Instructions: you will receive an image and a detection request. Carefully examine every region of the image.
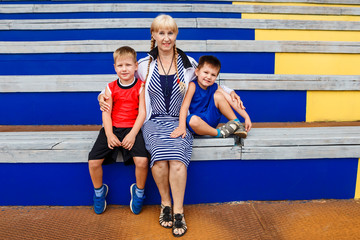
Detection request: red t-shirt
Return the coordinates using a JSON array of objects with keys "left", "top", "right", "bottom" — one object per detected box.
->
[{"left": 107, "top": 78, "right": 143, "bottom": 128}]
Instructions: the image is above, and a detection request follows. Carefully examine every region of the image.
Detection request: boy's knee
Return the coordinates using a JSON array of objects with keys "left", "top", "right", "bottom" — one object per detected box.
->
[
  {"left": 135, "top": 157, "right": 148, "bottom": 169},
  {"left": 214, "top": 90, "right": 225, "bottom": 102},
  {"left": 189, "top": 115, "right": 202, "bottom": 128},
  {"left": 89, "top": 160, "right": 102, "bottom": 170}
]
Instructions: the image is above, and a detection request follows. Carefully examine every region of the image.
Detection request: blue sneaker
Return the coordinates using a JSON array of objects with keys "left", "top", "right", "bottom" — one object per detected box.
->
[
  {"left": 93, "top": 184, "right": 108, "bottom": 214},
  {"left": 130, "top": 183, "right": 145, "bottom": 214}
]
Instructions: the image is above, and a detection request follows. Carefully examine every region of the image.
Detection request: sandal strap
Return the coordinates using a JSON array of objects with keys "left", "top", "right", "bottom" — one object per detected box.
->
[
  {"left": 159, "top": 204, "right": 173, "bottom": 227},
  {"left": 218, "top": 120, "right": 240, "bottom": 138},
  {"left": 173, "top": 213, "right": 187, "bottom": 236}
]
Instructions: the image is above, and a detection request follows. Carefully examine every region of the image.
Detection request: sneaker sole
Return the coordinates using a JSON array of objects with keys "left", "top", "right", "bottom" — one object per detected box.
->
[
  {"left": 130, "top": 183, "right": 137, "bottom": 214},
  {"left": 103, "top": 184, "right": 109, "bottom": 213},
  {"left": 234, "top": 129, "right": 247, "bottom": 138}
]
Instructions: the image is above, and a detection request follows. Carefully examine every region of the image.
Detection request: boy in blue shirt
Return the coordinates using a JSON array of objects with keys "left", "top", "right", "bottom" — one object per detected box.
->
[{"left": 171, "top": 55, "right": 251, "bottom": 139}]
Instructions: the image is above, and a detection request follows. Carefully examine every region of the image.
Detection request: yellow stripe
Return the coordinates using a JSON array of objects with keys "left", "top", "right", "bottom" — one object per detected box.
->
[
  {"left": 233, "top": 2, "right": 359, "bottom": 7},
  {"left": 275, "top": 53, "right": 360, "bottom": 75},
  {"left": 256, "top": 29, "right": 360, "bottom": 41},
  {"left": 355, "top": 159, "right": 360, "bottom": 199},
  {"left": 306, "top": 91, "right": 360, "bottom": 122},
  {"left": 243, "top": 13, "right": 360, "bottom": 22}
]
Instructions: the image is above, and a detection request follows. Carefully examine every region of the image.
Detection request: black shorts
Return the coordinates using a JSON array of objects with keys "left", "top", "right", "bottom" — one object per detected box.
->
[{"left": 88, "top": 127, "right": 148, "bottom": 165}]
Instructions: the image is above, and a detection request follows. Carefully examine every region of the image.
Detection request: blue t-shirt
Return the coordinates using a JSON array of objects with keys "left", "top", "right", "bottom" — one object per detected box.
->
[{"left": 189, "top": 79, "right": 218, "bottom": 115}]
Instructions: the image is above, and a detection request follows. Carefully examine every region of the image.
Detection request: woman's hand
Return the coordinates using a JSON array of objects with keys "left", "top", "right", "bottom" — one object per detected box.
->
[
  {"left": 99, "top": 94, "right": 111, "bottom": 112},
  {"left": 230, "top": 91, "right": 245, "bottom": 110},
  {"left": 170, "top": 127, "right": 187, "bottom": 139}
]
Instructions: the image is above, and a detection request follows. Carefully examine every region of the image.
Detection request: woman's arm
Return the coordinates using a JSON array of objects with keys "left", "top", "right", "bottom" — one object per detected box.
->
[
  {"left": 170, "top": 82, "right": 196, "bottom": 138},
  {"left": 99, "top": 89, "right": 111, "bottom": 112},
  {"left": 102, "top": 87, "right": 121, "bottom": 149}
]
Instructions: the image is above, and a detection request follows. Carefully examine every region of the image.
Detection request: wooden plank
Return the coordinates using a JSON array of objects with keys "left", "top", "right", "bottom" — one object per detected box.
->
[
  {"left": 0, "top": 146, "right": 241, "bottom": 163},
  {"left": 2, "top": 74, "right": 360, "bottom": 92},
  {"left": 1, "top": 3, "right": 359, "bottom": 15},
  {"left": 191, "top": 146, "right": 242, "bottom": 160},
  {"left": 0, "top": 4, "right": 192, "bottom": 14},
  {"left": 231, "top": 0, "right": 360, "bottom": 4},
  {"left": 0, "top": 131, "right": 98, "bottom": 140},
  {"left": 1, "top": 126, "right": 359, "bottom": 162},
  {"left": 0, "top": 150, "right": 90, "bottom": 163},
  {"left": 220, "top": 74, "right": 360, "bottom": 90},
  {"left": 243, "top": 136, "right": 360, "bottom": 147},
  {"left": 193, "top": 136, "right": 236, "bottom": 147},
  {"left": 1, "top": 18, "right": 359, "bottom": 31},
  {"left": 245, "top": 126, "right": 360, "bottom": 135},
  {"left": 207, "top": 40, "right": 360, "bottom": 53},
  {"left": 197, "top": 18, "right": 360, "bottom": 31},
  {"left": 241, "top": 145, "right": 360, "bottom": 160},
  {"left": 0, "top": 40, "right": 206, "bottom": 53},
  {"left": 0, "top": 131, "right": 236, "bottom": 146},
  {"left": 241, "top": 126, "right": 360, "bottom": 159},
  {"left": 0, "top": 40, "right": 357, "bottom": 54},
  {"left": 0, "top": 75, "right": 114, "bottom": 93},
  {"left": 0, "top": 18, "right": 196, "bottom": 30},
  {"left": 243, "top": 127, "right": 360, "bottom": 140},
  {"left": 0, "top": 131, "right": 238, "bottom": 163},
  {"left": 194, "top": 4, "right": 360, "bottom": 15}
]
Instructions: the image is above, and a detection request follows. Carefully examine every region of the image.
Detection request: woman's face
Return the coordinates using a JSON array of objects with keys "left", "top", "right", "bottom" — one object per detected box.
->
[{"left": 152, "top": 28, "right": 177, "bottom": 53}]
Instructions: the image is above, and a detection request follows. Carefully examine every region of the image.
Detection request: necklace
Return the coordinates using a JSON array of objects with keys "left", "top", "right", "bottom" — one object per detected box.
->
[{"left": 158, "top": 55, "right": 174, "bottom": 97}]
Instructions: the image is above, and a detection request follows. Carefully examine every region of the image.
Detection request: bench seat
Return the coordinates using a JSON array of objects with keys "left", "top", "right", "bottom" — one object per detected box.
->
[
  {"left": 0, "top": 131, "right": 240, "bottom": 163},
  {"left": 1, "top": 126, "right": 359, "bottom": 163}
]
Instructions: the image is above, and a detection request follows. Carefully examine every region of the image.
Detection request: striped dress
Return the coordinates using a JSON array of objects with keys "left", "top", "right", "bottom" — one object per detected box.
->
[{"left": 142, "top": 57, "right": 193, "bottom": 168}]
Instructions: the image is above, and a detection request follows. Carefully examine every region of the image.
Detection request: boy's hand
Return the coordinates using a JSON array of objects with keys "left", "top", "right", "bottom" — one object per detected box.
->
[
  {"left": 230, "top": 91, "right": 245, "bottom": 110},
  {"left": 244, "top": 118, "right": 252, "bottom": 132},
  {"left": 99, "top": 94, "right": 111, "bottom": 112},
  {"left": 170, "top": 127, "right": 187, "bottom": 139},
  {"left": 122, "top": 132, "right": 136, "bottom": 150},
  {"left": 107, "top": 133, "right": 121, "bottom": 150}
]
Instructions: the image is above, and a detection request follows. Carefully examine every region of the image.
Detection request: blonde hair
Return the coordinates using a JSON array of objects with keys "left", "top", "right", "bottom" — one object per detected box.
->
[
  {"left": 144, "top": 14, "right": 180, "bottom": 83},
  {"left": 150, "top": 14, "right": 178, "bottom": 36},
  {"left": 113, "top": 46, "right": 137, "bottom": 63}
]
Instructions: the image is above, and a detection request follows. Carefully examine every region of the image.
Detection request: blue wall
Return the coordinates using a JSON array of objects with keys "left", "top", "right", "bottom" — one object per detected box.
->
[
  {"left": 1, "top": 90, "right": 305, "bottom": 125},
  {"left": 0, "top": 51, "right": 289, "bottom": 125},
  {"left": 1, "top": 158, "right": 357, "bottom": 206}
]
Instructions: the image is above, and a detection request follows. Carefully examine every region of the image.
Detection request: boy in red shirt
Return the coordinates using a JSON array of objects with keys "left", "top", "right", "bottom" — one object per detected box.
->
[{"left": 88, "top": 46, "right": 148, "bottom": 215}]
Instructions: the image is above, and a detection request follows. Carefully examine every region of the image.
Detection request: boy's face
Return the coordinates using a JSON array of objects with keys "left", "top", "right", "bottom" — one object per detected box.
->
[
  {"left": 195, "top": 63, "right": 220, "bottom": 90},
  {"left": 114, "top": 55, "right": 138, "bottom": 83}
]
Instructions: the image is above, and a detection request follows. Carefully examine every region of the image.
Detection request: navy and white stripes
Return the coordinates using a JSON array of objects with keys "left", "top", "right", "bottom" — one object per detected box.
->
[
  {"left": 142, "top": 57, "right": 193, "bottom": 168},
  {"left": 142, "top": 116, "right": 193, "bottom": 168}
]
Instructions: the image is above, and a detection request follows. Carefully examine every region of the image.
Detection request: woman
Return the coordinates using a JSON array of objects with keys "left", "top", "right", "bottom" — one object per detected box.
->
[{"left": 99, "top": 14, "right": 242, "bottom": 237}]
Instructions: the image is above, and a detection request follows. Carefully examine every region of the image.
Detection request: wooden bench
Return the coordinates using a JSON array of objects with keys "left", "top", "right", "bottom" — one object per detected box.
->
[
  {"left": 1, "top": 2, "right": 359, "bottom": 15},
  {"left": 1, "top": 126, "right": 359, "bottom": 163},
  {"left": 242, "top": 126, "right": 360, "bottom": 160},
  {"left": 0, "top": 131, "right": 240, "bottom": 163}
]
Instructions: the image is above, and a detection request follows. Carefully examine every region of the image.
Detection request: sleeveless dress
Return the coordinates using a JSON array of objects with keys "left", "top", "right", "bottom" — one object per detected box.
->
[{"left": 142, "top": 57, "right": 193, "bottom": 168}]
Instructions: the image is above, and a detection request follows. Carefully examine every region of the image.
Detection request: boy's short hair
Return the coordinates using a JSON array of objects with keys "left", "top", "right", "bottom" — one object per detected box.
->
[
  {"left": 197, "top": 55, "right": 221, "bottom": 74},
  {"left": 113, "top": 46, "right": 137, "bottom": 63}
]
